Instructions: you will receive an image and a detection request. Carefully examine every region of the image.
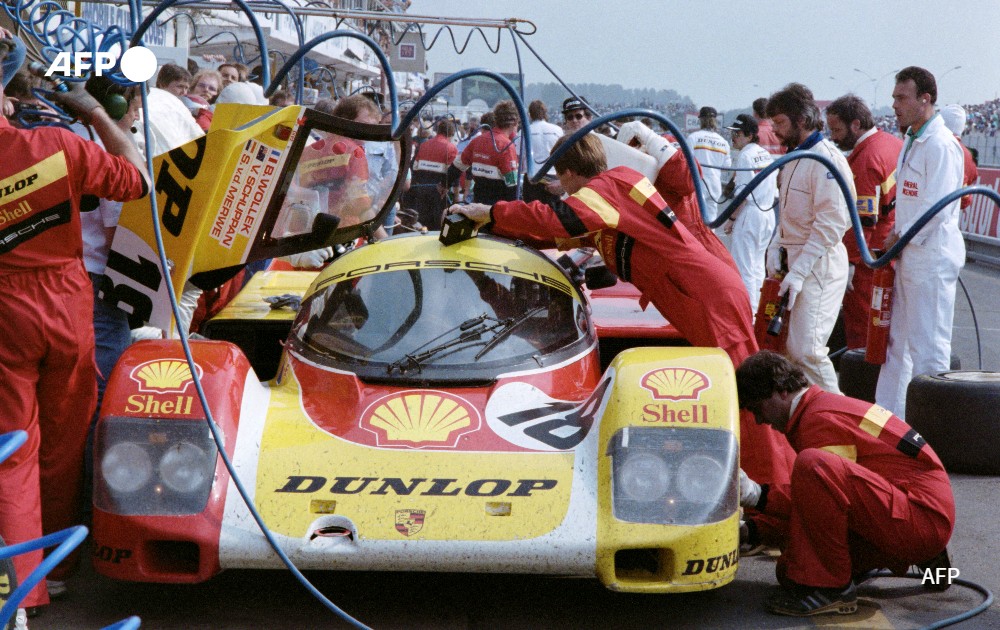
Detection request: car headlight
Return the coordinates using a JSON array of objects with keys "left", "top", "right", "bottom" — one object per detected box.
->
[
  {"left": 102, "top": 443, "right": 153, "bottom": 494},
  {"left": 160, "top": 442, "right": 214, "bottom": 493},
  {"left": 608, "top": 427, "right": 737, "bottom": 526},
  {"left": 618, "top": 452, "right": 671, "bottom": 501},
  {"left": 96, "top": 417, "right": 219, "bottom": 516}
]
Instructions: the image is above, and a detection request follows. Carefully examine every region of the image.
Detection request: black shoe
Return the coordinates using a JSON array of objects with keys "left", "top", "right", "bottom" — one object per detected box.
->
[
  {"left": 766, "top": 581, "right": 858, "bottom": 617},
  {"left": 916, "top": 548, "right": 952, "bottom": 592}
]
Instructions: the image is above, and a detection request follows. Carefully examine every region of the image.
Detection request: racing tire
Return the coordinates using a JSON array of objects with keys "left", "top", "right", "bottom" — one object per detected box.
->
[
  {"left": 838, "top": 349, "right": 960, "bottom": 403},
  {"left": 0, "top": 535, "right": 17, "bottom": 630},
  {"left": 907, "top": 371, "right": 1000, "bottom": 475}
]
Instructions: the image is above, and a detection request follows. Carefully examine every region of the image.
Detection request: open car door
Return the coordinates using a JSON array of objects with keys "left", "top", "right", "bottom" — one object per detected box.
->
[{"left": 102, "top": 102, "right": 411, "bottom": 332}]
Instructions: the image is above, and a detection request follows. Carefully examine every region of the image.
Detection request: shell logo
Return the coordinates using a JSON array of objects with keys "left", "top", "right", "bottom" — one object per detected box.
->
[
  {"left": 129, "top": 359, "right": 202, "bottom": 394},
  {"left": 362, "top": 391, "right": 480, "bottom": 448},
  {"left": 640, "top": 367, "right": 710, "bottom": 401}
]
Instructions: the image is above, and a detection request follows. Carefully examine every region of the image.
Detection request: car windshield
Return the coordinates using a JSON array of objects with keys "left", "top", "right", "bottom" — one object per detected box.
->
[{"left": 292, "top": 267, "right": 590, "bottom": 378}]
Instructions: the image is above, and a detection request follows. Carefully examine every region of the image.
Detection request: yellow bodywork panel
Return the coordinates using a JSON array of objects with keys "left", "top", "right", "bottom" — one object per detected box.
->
[
  {"left": 255, "top": 376, "right": 575, "bottom": 541},
  {"left": 210, "top": 271, "right": 316, "bottom": 323},
  {"left": 596, "top": 347, "right": 740, "bottom": 593}
]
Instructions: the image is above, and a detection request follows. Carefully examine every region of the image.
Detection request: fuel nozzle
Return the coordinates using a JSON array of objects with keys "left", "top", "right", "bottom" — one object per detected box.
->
[
  {"left": 767, "top": 292, "right": 790, "bottom": 336},
  {"left": 27, "top": 61, "right": 69, "bottom": 92}
]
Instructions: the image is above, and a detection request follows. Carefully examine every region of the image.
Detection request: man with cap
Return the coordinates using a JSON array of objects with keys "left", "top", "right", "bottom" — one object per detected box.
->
[
  {"left": 452, "top": 99, "right": 520, "bottom": 205},
  {"left": 561, "top": 96, "right": 592, "bottom": 132},
  {"left": 825, "top": 95, "right": 902, "bottom": 350},
  {"left": 875, "top": 67, "right": 965, "bottom": 419},
  {"left": 939, "top": 104, "right": 978, "bottom": 210},
  {"left": 687, "top": 106, "right": 732, "bottom": 223},
  {"left": 724, "top": 113, "right": 777, "bottom": 305}
]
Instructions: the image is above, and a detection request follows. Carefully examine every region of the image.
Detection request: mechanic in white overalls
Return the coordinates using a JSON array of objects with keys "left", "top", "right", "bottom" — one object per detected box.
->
[
  {"left": 765, "top": 83, "right": 854, "bottom": 393},
  {"left": 723, "top": 114, "right": 777, "bottom": 305},
  {"left": 687, "top": 106, "right": 732, "bottom": 223},
  {"left": 875, "top": 67, "right": 965, "bottom": 419}
]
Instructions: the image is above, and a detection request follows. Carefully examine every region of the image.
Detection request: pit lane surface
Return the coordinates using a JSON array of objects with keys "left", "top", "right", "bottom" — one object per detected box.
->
[{"left": 35, "top": 261, "right": 1000, "bottom": 629}]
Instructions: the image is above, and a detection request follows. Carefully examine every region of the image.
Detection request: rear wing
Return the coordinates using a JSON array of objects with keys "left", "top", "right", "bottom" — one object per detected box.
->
[{"left": 102, "top": 103, "right": 411, "bottom": 331}]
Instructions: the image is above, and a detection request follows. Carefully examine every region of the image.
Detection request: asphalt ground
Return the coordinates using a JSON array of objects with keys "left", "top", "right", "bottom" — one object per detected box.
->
[{"left": 29, "top": 260, "right": 1000, "bottom": 629}]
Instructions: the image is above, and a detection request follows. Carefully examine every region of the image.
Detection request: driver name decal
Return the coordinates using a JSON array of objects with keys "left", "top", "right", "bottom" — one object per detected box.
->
[{"left": 211, "top": 138, "right": 281, "bottom": 249}]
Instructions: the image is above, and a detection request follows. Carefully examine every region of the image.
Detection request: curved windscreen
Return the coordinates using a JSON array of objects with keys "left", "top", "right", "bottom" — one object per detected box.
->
[{"left": 291, "top": 266, "right": 593, "bottom": 381}]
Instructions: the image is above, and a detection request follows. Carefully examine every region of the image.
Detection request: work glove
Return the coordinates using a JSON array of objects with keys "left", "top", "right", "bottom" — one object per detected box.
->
[
  {"left": 51, "top": 81, "right": 102, "bottom": 124},
  {"left": 739, "top": 469, "right": 762, "bottom": 509},
  {"left": 765, "top": 239, "right": 781, "bottom": 277},
  {"left": 778, "top": 268, "right": 806, "bottom": 311},
  {"left": 616, "top": 121, "right": 676, "bottom": 170},
  {"left": 847, "top": 263, "right": 856, "bottom": 291},
  {"left": 283, "top": 246, "right": 334, "bottom": 269}
]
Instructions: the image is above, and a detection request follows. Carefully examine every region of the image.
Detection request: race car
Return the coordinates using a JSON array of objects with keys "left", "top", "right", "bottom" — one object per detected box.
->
[{"left": 91, "top": 102, "right": 741, "bottom": 594}]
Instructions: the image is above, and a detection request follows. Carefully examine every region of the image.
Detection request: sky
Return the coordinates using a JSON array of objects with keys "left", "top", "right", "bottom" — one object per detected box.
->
[{"left": 407, "top": 0, "right": 1000, "bottom": 113}]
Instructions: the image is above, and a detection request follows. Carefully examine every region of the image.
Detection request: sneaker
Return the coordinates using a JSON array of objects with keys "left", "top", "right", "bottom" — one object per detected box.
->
[
  {"left": 13, "top": 608, "right": 27, "bottom": 630},
  {"left": 916, "top": 547, "right": 952, "bottom": 592},
  {"left": 765, "top": 581, "right": 858, "bottom": 617},
  {"left": 46, "top": 579, "right": 67, "bottom": 599}
]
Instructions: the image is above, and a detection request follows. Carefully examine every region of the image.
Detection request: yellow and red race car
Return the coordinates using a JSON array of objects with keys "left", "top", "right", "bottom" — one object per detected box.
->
[{"left": 92, "top": 103, "right": 741, "bottom": 593}]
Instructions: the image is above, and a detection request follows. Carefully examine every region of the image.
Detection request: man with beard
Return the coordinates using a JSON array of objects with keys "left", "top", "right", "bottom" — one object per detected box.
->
[
  {"left": 765, "top": 83, "right": 855, "bottom": 393},
  {"left": 875, "top": 67, "right": 965, "bottom": 419},
  {"left": 825, "top": 95, "right": 902, "bottom": 350}
]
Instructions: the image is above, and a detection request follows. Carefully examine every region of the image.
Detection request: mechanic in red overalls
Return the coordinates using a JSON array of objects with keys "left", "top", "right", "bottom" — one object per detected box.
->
[
  {"left": 409, "top": 118, "right": 458, "bottom": 230},
  {"left": 449, "top": 133, "right": 795, "bottom": 486},
  {"left": 452, "top": 100, "right": 520, "bottom": 206},
  {"left": 736, "top": 350, "right": 954, "bottom": 617},
  {"left": 616, "top": 120, "right": 739, "bottom": 272},
  {"left": 0, "top": 52, "right": 148, "bottom": 610},
  {"left": 825, "top": 96, "right": 901, "bottom": 349}
]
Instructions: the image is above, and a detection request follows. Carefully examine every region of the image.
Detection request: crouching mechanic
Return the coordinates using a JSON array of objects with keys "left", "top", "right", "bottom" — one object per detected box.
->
[
  {"left": 448, "top": 133, "right": 795, "bottom": 486},
  {"left": 735, "top": 350, "right": 955, "bottom": 617},
  {"left": 0, "top": 43, "right": 149, "bottom": 612}
]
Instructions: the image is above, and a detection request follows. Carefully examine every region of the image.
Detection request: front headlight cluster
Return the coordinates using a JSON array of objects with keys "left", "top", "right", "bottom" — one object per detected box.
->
[
  {"left": 608, "top": 427, "right": 737, "bottom": 526},
  {"left": 96, "top": 417, "right": 218, "bottom": 515}
]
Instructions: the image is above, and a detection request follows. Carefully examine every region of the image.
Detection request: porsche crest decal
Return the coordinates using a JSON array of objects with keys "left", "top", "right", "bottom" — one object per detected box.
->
[
  {"left": 640, "top": 367, "right": 710, "bottom": 401},
  {"left": 394, "top": 509, "right": 426, "bottom": 536},
  {"left": 361, "top": 391, "right": 481, "bottom": 448}
]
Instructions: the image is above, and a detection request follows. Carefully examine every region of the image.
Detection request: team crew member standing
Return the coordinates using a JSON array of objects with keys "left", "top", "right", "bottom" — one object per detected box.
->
[
  {"left": 409, "top": 118, "right": 458, "bottom": 230},
  {"left": 736, "top": 351, "right": 954, "bottom": 617},
  {"left": 523, "top": 99, "right": 563, "bottom": 206},
  {"left": 449, "top": 134, "right": 795, "bottom": 486},
  {"left": 875, "top": 67, "right": 965, "bottom": 418},
  {"left": 766, "top": 83, "right": 854, "bottom": 393},
  {"left": 0, "top": 45, "right": 149, "bottom": 611},
  {"left": 616, "top": 121, "right": 740, "bottom": 272},
  {"left": 753, "top": 97, "right": 786, "bottom": 157},
  {"left": 723, "top": 114, "right": 777, "bottom": 305},
  {"left": 825, "top": 95, "right": 902, "bottom": 349},
  {"left": 687, "top": 106, "right": 732, "bottom": 223},
  {"left": 939, "top": 104, "right": 979, "bottom": 210},
  {"left": 453, "top": 99, "right": 520, "bottom": 205}
]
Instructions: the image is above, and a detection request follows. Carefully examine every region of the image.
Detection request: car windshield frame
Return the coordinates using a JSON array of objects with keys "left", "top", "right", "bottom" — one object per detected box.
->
[{"left": 287, "top": 260, "right": 596, "bottom": 384}]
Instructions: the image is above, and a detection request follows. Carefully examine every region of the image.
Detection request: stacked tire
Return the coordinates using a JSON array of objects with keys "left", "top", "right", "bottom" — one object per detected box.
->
[
  {"left": 907, "top": 371, "right": 1000, "bottom": 475},
  {"left": 838, "top": 348, "right": 960, "bottom": 403}
]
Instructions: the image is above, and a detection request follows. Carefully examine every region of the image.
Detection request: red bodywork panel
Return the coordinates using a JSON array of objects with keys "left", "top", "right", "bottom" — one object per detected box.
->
[
  {"left": 93, "top": 340, "right": 250, "bottom": 583},
  {"left": 588, "top": 281, "right": 682, "bottom": 339}
]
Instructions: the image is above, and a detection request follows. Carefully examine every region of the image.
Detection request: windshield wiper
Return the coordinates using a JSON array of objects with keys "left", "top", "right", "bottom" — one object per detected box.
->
[
  {"left": 386, "top": 314, "right": 500, "bottom": 374},
  {"left": 475, "top": 306, "right": 546, "bottom": 360}
]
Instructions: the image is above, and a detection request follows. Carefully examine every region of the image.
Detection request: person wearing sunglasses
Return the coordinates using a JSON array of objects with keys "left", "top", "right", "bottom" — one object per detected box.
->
[{"left": 562, "top": 96, "right": 592, "bottom": 132}]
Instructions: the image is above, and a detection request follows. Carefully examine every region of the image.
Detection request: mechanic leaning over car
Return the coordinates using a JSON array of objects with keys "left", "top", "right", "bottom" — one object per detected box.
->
[
  {"left": 448, "top": 133, "right": 796, "bottom": 487},
  {"left": 0, "top": 39, "right": 149, "bottom": 612},
  {"left": 735, "top": 350, "right": 954, "bottom": 618},
  {"left": 614, "top": 120, "right": 740, "bottom": 273}
]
